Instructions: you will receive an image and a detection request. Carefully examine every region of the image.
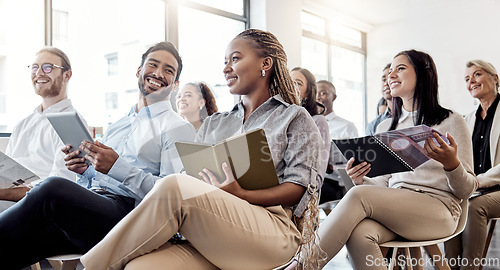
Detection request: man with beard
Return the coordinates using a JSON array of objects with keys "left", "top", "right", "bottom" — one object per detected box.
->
[
  {"left": 0, "top": 47, "right": 86, "bottom": 212},
  {"left": 0, "top": 42, "right": 196, "bottom": 269}
]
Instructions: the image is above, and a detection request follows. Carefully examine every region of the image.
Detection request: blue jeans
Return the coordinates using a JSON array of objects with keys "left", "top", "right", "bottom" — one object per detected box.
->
[{"left": 0, "top": 177, "right": 135, "bottom": 269}]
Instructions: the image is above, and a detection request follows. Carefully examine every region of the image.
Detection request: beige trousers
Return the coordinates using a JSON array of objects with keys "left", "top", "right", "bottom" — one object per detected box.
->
[
  {"left": 318, "top": 186, "right": 458, "bottom": 270},
  {"left": 81, "top": 174, "right": 301, "bottom": 270},
  {"left": 445, "top": 190, "right": 500, "bottom": 270}
]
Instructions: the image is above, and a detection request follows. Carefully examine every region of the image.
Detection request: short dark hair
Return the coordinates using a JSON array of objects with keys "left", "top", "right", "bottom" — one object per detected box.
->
[
  {"left": 37, "top": 47, "right": 71, "bottom": 71},
  {"left": 317, "top": 80, "right": 336, "bottom": 96},
  {"left": 140, "top": 42, "right": 182, "bottom": 81}
]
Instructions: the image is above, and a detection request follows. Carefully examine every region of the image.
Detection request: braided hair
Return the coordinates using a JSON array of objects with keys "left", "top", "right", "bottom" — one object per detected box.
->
[{"left": 236, "top": 29, "right": 300, "bottom": 105}]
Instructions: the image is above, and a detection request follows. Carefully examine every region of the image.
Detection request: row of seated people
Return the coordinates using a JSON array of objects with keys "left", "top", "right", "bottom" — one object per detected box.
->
[
  {"left": 0, "top": 28, "right": 497, "bottom": 270},
  {"left": 316, "top": 56, "right": 500, "bottom": 270},
  {"left": 292, "top": 54, "right": 499, "bottom": 270}
]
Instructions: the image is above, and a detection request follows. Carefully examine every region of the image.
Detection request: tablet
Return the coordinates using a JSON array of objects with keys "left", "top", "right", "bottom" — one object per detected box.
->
[
  {"left": 337, "top": 168, "right": 355, "bottom": 192},
  {"left": 46, "top": 111, "right": 93, "bottom": 160}
]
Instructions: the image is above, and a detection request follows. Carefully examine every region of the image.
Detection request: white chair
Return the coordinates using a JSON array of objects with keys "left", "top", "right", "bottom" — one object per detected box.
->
[
  {"left": 272, "top": 258, "right": 294, "bottom": 270},
  {"left": 31, "top": 254, "right": 82, "bottom": 270},
  {"left": 379, "top": 200, "right": 469, "bottom": 270}
]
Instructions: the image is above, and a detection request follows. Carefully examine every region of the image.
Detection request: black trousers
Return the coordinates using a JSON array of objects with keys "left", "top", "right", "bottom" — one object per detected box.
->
[
  {"left": 319, "top": 178, "right": 347, "bottom": 205},
  {"left": 0, "top": 177, "right": 135, "bottom": 269}
]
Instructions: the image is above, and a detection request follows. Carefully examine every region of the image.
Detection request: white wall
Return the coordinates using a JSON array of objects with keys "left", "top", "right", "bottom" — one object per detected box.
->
[
  {"left": 366, "top": 2, "right": 500, "bottom": 120},
  {"left": 250, "top": 0, "right": 302, "bottom": 69},
  {"left": 253, "top": 0, "right": 500, "bottom": 125},
  {"left": 0, "top": 0, "right": 45, "bottom": 132}
]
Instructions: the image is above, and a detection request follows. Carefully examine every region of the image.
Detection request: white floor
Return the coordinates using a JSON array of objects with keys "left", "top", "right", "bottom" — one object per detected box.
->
[
  {"left": 319, "top": 208, "right": 500, "bottom": 270},
  {"left": 323, "top": 246, "right": 352, "bottom": 270}
]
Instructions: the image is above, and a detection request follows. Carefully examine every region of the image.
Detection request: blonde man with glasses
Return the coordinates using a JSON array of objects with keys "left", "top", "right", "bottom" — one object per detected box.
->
[
  {"left": 0, "top": 42, "right": 195, "bottom": 269},
  {"left": 0, "top": 47, "right": 86, "bottom": 212}
]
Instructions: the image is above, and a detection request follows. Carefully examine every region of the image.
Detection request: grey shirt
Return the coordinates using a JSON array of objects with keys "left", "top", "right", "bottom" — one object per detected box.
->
[{"left": 196, "top": 95, "right": 322, "bottom": 217}]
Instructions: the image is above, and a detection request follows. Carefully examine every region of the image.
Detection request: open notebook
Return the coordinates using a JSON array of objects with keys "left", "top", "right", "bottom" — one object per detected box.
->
[
  {"left": 0, "top": 151, "right": 39, "bottom": 188},
  {"left": 175, "top": 129, "right": 279, "bottom": 190},
  {"left": 332, "top": 125, "right": 448, "bottom": 177}
]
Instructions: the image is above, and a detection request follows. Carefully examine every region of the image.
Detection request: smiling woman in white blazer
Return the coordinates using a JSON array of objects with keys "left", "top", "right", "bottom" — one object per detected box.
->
[
  {"left": 445, "top": 59, "right": 500, "bottom": 269},
  {"left": 465, "top": 96, "right": 500, "bottom": 188}
]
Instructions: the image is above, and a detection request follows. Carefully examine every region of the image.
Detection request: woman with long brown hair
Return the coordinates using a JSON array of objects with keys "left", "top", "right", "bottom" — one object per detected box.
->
[{"left": 313, "top": 50, "right": 477, "bottom": 269}]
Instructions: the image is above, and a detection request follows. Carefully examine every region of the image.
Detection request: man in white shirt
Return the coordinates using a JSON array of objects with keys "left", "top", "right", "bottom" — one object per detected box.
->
[
  {"left": 0, "top": 41, "right": 196, "bottom": 269},
  {"left": 0, "top": 47, "right": 85, "bottom": 211},
  {"left": 316, "top": 80, "right": 358, "bottom": 139},
  {"left": 316, "top": 80, "right": 358, "bottom": 205}
]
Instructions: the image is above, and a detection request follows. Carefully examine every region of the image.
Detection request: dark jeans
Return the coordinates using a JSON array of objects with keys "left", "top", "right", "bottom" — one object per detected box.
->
[
  {"left": 0, "top": 177, "right": 135, "bottom": 269},
  {"left": 319, "top": 178, "right": 347, "bottom": 205}
]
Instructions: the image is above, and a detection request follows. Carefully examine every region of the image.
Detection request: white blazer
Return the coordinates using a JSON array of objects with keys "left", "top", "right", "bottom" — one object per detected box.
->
[{"left": 465, "top": 103, "right": 500, "bottom": 188}]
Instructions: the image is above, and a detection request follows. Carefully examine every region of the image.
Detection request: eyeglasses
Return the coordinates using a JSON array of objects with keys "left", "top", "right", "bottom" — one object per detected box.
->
[{"left": 29, "top": 63, "right": 66, "bottom": 74}]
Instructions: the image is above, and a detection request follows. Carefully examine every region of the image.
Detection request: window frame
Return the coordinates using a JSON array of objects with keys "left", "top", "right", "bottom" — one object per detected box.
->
[
  {"left": 38, "top": 0, "right": 249, "bottom": 129},
  {"left": 166, "top": 0, "right": 249, "bottom": 107},
  {"left": 301, "top": 11, "right": 368, "bottom": 131},
  {"left": 44, "top": 0, "right": 249, "bottom": 47}
]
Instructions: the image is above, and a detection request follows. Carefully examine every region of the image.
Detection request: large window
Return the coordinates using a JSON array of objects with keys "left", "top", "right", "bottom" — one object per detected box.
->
[
  {"left": 301, "top": 11, "right": 367, "bottom": 135},
  {"left": 177, "top": 2, "right": 247, "bottom": 112},
  {"left": 0, "top": 0, "right": 248, "bottom": 133},
  {"left": 301, "top": 36, "right": 328, "bottom": 81},
  {"left": 51, "top": 0, "right": 166, "bottom": 130},
  {"left": 0, "top": 0, "right": 45, "bottom": 132}
]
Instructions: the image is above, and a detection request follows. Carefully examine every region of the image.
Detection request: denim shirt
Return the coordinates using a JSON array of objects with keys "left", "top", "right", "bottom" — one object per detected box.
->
[
  {"left": 196, "top": 95, "right": 322, "bottom": 217},
  {"left": 77, "top": 101, "right": 196, "bottom": 205}
]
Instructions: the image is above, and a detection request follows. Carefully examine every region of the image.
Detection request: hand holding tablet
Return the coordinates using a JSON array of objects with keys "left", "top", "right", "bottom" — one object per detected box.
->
[{"left": 46, "top": 112, "right": 93, "bottom": 161}]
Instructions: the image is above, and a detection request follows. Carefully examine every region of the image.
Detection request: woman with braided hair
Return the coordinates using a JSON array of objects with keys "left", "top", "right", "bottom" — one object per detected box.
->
[{"left": 81, "top": 28, "right": 324, "bottom": 270}]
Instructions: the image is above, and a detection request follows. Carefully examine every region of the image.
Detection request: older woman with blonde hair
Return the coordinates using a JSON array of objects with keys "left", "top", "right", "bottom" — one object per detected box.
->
[{"left": 445, "top": 59, "right": 500, "bottom": 270}]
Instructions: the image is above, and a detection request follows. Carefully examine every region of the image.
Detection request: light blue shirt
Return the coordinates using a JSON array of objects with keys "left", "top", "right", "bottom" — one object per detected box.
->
[{"left": 77, "top": 101, "right": 195, "bottom": 204}]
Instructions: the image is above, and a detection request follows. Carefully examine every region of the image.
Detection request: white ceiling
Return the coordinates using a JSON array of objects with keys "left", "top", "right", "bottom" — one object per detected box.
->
[{"left": 307, "top": 0, "right": 492, "bottom": 26}]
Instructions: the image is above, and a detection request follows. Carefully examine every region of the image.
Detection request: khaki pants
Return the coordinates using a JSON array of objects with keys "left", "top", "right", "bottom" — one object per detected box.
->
[
  {"left": 445, "top": 191, "right": 500, "bottom": 270},
  {"left": 81, "top": 174, "right": 301, "bottom": 270},
  {"left": 318, "top": 186, "right": 458, "bottom": 270}
]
